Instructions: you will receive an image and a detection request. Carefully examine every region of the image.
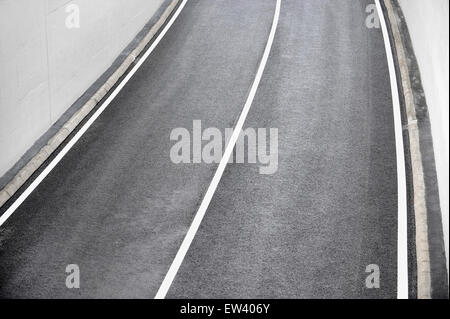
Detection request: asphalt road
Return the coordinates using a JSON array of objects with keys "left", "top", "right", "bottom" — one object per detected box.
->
[{"left": 0, "top": 0, "right": 398, "bottom": 298}]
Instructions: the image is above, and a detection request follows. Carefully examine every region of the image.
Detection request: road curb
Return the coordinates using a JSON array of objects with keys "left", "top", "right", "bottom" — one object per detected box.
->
[
  {"left": 382, "top": 0, "right": 445, "bottom": 299},
  {"left": 384, "top": 0, "right": 431, "bottom": 299},
  {"left": 0, "top": 0, "right": 180, "bottom": 209}
]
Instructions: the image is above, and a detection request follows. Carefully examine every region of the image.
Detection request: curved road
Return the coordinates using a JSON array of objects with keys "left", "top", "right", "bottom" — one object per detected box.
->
[{"left": 0, "top": 0, "right": 399, "bottom": 298}]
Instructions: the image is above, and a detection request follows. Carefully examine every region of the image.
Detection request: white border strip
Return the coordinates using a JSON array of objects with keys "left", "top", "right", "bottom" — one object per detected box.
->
[
  {"left": 0, "top": 0, "right": 189, "bottom": 227},
  {"left": 375, "top": 0, "right": 409, "bottom": 299},
  {"left": 154, "top": 0, "right": 282, "bottom": 299}
]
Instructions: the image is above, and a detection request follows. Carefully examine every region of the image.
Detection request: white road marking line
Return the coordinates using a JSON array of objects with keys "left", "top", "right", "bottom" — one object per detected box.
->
[
  {"left": 154, "top": 0, "right": 282, "bottom": 299},
  {"left": 0, "top": 0, "right": 189, "bottom": 228},
  {"left": 375, "top": 0, "right": 409, "bottom": 299}
]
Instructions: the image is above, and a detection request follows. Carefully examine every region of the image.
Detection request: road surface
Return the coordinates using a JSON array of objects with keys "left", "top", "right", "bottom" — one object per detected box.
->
[{"left": 0, "top": 0, "right": 399, "bottom": 298}]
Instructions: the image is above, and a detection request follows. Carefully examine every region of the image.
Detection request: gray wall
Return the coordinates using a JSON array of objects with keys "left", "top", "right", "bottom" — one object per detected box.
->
[
  {"left": 0, "top": 0, "right": 164, "bottom": 177},
  {"left": 399, "top": 0, "right": 449, "bottom": 273}
]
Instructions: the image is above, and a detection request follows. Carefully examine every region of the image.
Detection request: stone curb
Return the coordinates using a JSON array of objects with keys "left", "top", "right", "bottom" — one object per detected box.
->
[
  {"left": 384, "top": 0, "right": 432, "bottom": 299},
  {"left": 0, "top": 0, "right": 180, "bottom": 208}
]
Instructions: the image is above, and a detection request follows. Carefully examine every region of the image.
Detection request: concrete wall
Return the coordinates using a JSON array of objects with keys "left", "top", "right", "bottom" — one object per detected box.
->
[
  {"left": 398, "top": 0, "right": 449, "bottom": 270},
  {"left": 0, "top": 0, "right": 164, "bottom": 177}
]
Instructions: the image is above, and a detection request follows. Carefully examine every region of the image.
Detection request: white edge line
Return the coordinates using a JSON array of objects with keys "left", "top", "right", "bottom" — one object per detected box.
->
[
  {"left": 0, "top": 0, "right": 189, "bottom": 228},
  {"left": 154, "top": 0, "right": 282, "bottom": 299},
  {"left": 375, "top": 0, "right": 409, "bottom": 299}
]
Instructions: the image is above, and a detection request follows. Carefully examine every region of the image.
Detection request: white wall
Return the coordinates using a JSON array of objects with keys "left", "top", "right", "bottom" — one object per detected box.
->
[
  {"left": 398, "top": 0, "right": 449, "bottom": 272},
  {"left": 0, "top": 0, "right": 164, "bottom": 177}
]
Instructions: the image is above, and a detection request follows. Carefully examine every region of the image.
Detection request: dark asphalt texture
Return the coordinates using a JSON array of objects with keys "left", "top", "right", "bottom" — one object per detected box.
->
[{"left": 0, "top": 0, "right": 398, "bottom": 298}]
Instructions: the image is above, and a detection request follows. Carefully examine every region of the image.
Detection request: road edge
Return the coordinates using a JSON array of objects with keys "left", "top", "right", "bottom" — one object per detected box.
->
[
  {"left": 382, "top": 0, "right": 449, "bottom": 299},
  {"left": 0, "top": 0, "right": 180, "bottom": 209}
]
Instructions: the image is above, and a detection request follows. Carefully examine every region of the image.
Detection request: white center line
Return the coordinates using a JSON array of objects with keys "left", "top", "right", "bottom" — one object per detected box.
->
[
  {"left": 154, "top": 0, "right": 282, "bottom": 299},
  {"left": 375, "top": 0, "right": 409, "bottom": 299}
]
